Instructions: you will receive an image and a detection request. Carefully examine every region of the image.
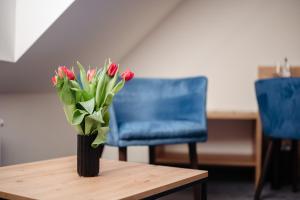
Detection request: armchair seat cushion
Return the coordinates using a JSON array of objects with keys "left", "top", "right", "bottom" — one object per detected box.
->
[{"left": 119, "top": 120, "right": 206, "bottom": 140}]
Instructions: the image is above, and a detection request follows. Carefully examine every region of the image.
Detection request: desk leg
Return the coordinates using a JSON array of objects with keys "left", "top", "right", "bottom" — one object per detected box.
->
[
  {"left": 255, "top": 118, "right": 262, "bottom": 187},
  {"left": 149, "top": 146, "right": 156, "bottom": 165},
  {"left": 142, "top": 179, "right": 208, "bottom": 200},
  {"left": 201, "top": 182, "right": 207, "bottom": 200},
  {"left": 292, "top": 140, "right": 298, "bottom": 192}
]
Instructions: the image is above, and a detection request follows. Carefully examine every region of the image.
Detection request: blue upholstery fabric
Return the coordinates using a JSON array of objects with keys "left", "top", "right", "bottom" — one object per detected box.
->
[
  {"left": 107, "top": 77, "right": 208, "bottom": 147},
  {"left": 119, "top": 120, "right": 205, "bottom": 140},
  {"left": 255, "top": 78, "right": 300, "bottom": 139}
]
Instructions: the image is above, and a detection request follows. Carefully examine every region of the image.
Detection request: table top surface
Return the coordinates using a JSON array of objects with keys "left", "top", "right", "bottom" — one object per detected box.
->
[
  {"left": 207, "top": 110, "right": 258, "bottom": 120},
  {"left": 0, "top": 156, "right": 208, "bottom": 200}
]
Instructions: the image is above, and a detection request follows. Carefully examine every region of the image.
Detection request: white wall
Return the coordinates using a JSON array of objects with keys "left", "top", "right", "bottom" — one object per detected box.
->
[
  {"left": 0, "top": 93, "right": 75, "bottom": 165},
  {"left": 0, "top": 0, "right": 16, "bottom": 62},
  {"left": 121, "top": 0, "right": 300, "bottom": 111},
  {"left": 0, "top": 93, "right": 148, "bottom": 165}
]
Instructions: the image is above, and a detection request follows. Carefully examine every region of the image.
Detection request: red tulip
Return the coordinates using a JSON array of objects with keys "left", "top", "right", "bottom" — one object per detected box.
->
[
  {"left": 51, "top": 76, "right": 57, "bottom": 86},
  {"left": 58, "top": 66, "right": 67, "bottom": 78},
  {"left": 58, "top": 66, "right": 75, "bottom": 80},
  {"left": 107, "top": 63, "right": 118, "bottom": 77},
  {"left": 121, "top": 69, "right": 134, "bottom": 81},
  {"left": 87, "top": 68, "right": 96, "bottom": 82}
]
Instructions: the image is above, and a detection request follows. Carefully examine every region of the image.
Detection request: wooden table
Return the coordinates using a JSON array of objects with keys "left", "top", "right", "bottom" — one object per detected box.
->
[{"left": 0, "top": 156, "right": 208, "bottom": 200}]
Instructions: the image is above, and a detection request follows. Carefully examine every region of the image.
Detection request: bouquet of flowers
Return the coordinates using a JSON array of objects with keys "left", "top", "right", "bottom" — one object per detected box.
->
[{"left": 52, "top": 59, "right": 134, "bottom": 148}]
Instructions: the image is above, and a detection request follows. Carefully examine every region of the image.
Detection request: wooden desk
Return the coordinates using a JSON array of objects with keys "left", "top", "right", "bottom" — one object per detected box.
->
[
  {"left": 156, "top": 111, "right": 261, "bottom": 186},
  {"left": 0, "top": 156, "right": 208, "bottom": 200}
]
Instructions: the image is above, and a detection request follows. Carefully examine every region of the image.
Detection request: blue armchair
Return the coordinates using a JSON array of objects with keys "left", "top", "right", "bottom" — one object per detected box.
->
[
  {"left": 107, "top": 76, "right": 208, "bottom": 199},
  {"left": 255, "top": 78, "right": 300, "bottom": 199},
  {"left": 108, "top": 77, "right": 207, "bottom": 147}
]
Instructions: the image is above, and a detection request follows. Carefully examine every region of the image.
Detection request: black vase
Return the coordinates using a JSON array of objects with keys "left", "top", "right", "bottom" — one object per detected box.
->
[{"left": 77, "top": 134, "right": 104, "bottom": 177}]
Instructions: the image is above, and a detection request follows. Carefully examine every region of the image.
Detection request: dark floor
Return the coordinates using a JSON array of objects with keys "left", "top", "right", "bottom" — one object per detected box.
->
[{"left": 160, "top": 167, "right": 300, "bottom": 200}]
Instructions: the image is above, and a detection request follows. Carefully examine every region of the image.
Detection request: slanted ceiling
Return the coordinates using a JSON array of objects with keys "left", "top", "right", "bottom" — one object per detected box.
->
[
  {"left": 0, "top": 0, "right": 182, "bottom": 93},
  {"left": 0, "top": 0, "right": 75, "bottom": 62}
]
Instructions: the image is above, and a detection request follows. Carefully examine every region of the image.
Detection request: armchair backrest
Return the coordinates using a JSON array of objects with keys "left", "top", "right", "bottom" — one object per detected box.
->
[
  {"left": 255, "top": 78, "right": 300, "bottom": 139},
  {"left": 113, "top": 77, "right": 208, "bottom": 124}
]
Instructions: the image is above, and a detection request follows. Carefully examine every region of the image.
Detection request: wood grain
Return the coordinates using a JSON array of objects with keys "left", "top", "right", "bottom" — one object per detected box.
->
[
  {"left": 0, "top": 156, "right": 207, "bottom": 200},
  {"left": 255, "top": 116, "right": 262, "bottom": 187},
  {"left": 258, "top": 66, "right": 300, "bottom": 79},
  {"left": 208, "top": 111, "right": 257, "bottom": 120},
  {"left": 156, "top": 152, "right": 256, "bottom": 167}
]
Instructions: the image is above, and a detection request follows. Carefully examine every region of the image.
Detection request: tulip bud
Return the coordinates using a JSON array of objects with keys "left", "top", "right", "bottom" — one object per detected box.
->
[
  {"left": 58, "top": 66, "right": 75, "bottom": 80},
  {"left": 51, "top": 76, "right": 57, "bottom": 86},
  {"left": 87, "top": 68, "right": 96, "bottom": 82},
  {"left": 121, "top": 69, "right": 134, "bottom": 81},
  {"left": 57, "top": 66, "right": 66, "bottom": 78},
  {"left": 107, "top": 63, "right": 118, "bottom": 77},
  {"left": 66, "top": 70, "right": 75, "bottom": 80}
]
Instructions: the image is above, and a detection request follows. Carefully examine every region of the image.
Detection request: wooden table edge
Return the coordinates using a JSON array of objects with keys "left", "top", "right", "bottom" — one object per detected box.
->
[
  {"left": 0, "top": 156, "right": 208, "bottom": 200},
  {"left": 127, "top": 171, "right": 208, "bottom": 200}
]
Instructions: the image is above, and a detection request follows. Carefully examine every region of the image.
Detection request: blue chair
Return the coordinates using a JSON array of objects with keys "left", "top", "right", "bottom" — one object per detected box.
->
[
  {"left": 107, "top": 76, "right": 208, "bottom": 199},
  {"left": 255, "top": 78, "right": 300, "bottom": 200}
]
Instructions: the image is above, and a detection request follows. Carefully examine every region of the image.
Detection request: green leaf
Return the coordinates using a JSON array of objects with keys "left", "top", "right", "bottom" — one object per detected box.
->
[
  {"left": 84, "top": 109, "right": 104, "bottom": 134},
  {"left": 70, "top": 80, "right": 81, "bottom": 89},
  {"left": 55, "top": 76, "right": 64, "bottom": 90},
  {"left": 112, "top": 79, "right": 125, "bottom": 94},
  {"left": 82, "top": 90, "right": 93, "bottom": 101},
  {"left": 78, "top": 98, "right": 95, "bottom": 114},
  {"left": 72, "top": 109, "right": 88, "bottom": 125},
  {"left": 64, "top": 105, "right": 84, "bottom": 134},
  {"left": 60, "top": 78, "right": 75, "bottom": 105},
  {"left": 102, "top": 92, "right": 114, "bottom": 107},
  {"left": 70, "top": 88, "right": 80, "bottom": 92},
  {"left": 63, "top": 104, "right": 76, "bottom": 124},
  {"left": 87, "top": 109, "right": 104, "bottom": 123},
  {"left": 91, "top": 126, "right": 109, "bottom": 148},
  {"left": 102, "top": 108, "right": 110, "bottom": 126},
  {"left": 70, "top": 88, "right": 83, "bottom": 102},
  {"left": 84, "top": 117, "right": 96, "bottom": 135},
  {"left": 90, "top": 81, "right": 97, "bottom": 97},
  {"left": 95, "top": 66, "right": 109, "bottom": 109},
  {"left": 77, "top": 61, "right": 90, "bottom": 93}
]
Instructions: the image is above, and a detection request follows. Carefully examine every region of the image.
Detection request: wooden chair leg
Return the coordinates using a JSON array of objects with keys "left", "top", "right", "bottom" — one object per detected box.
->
[
  {"left": 271, "top": 139, "right": 281, "bottom": 190},
  {"left": 188, "top": 143, "right": 198, "bottom": 169},
  {"left": 292, "top": 140, "right": 298, "bottom": 192},
  {"left": 255, "top": 140, "right": 274, "bottom": 200},
  {"left": 149, "top": 146, "right": 156, "bottom": 165},
  {"left": 119, "top": 147, "right": 127, "bottom": 161},
  {"left": 188, "top": 143, "right": 201, "bottom": 200}
]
